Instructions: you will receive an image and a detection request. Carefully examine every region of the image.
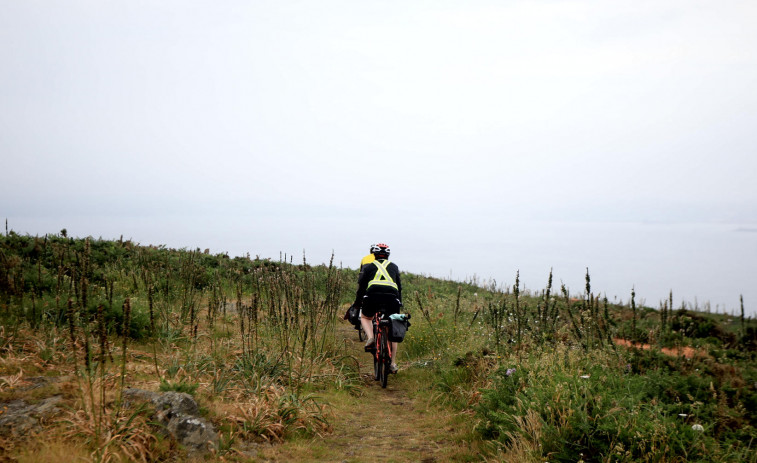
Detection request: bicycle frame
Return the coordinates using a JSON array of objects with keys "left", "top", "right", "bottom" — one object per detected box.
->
[{"left": 371, "top": 311, "right": 393, "bottom": 388}]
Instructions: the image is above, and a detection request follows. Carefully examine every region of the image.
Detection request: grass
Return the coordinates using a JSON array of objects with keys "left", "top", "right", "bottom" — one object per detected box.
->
[{"left": 1, "top": 230, "right": 756, "bottom": 461}]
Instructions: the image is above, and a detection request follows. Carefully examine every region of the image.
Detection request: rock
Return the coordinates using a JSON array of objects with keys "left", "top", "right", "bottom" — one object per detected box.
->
[
  {"left": 123, "top": 389, "right": 199, "bottom": 416},
  {"left": 167, "top": 415, "right": 217, "bottom": 450},
  {"left": 155, "top": 391, "right": 200, "bottom": 416},
  {"left": 123, "top": 388, "right": 217, "bottom": 452},
  {"left": 0, "top": 396, "right": 63, "bottom": 437}
]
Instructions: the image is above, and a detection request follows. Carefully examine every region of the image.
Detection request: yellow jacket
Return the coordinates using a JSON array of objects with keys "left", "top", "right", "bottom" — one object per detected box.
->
[{"left": 360, "top": 254, "right": 375, "bottom": 268}]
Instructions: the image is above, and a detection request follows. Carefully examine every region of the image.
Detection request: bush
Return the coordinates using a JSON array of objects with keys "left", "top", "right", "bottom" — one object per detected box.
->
[
  {"left": 476, "top": 347, "right": 754, "bottom": 462},
  {"left": 159, "top": 379, "right": 199, "bottom": 395},
  {"left": 671, "top": 311, "right": 737, "bottom": 346}
]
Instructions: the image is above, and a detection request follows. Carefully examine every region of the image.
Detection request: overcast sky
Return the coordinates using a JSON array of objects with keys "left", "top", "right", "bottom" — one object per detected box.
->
[{"left": 2, "top": 1, "right": 756, "bottom": 308}]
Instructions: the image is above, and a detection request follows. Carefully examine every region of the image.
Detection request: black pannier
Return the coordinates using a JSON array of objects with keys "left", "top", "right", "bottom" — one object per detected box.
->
[
  {"left": 389, "top": 317, "right": 410, "bottom": 342},
  {"left": 344, "top": 304, "right": 360, "bottom": 327}
]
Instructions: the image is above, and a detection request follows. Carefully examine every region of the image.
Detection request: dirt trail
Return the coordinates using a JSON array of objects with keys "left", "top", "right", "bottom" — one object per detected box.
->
[
  {"left": 614, "top": 338, "right": 709, "bottom": 359},
  {"left": 257, "top": 323, "right": 459, "bottom": 463}
]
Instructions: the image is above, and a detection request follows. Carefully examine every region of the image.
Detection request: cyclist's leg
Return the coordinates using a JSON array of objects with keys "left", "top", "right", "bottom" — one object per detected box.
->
[
  {"left": 361, "top": 314, "right": 374, "bottom": 346},
  {"left": 360, "top": 299, "right": 377, "bottom": 346},
  {"left": 388, "top": 299, "right": 401, "bottom": 371},
  {"left": 391, "top": 341, "right": 399, "bottom": 372}
]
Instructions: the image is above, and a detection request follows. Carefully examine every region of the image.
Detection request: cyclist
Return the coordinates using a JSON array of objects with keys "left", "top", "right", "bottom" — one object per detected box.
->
[
  {"left": 348, "top": 245, "right": 376, "bottom": 331},
  {"left": 354, "top": 243, "right": 402, "bottom": 373},
  {"left": 345, "top": 245, "right": 378, "bottom": 330},
  {"left": 359, "top": 244, "right": 376, "bottom": 269}
]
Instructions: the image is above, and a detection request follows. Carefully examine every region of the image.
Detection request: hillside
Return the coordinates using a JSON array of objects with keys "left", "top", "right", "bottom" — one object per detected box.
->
[{"left": 1, "top": 231, "right": 756, "bottom": 462}]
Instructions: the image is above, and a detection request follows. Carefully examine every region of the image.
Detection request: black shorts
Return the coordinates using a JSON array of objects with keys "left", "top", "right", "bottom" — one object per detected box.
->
[{"left": 360, "top": 293, "right": 401, "bottom": 318}]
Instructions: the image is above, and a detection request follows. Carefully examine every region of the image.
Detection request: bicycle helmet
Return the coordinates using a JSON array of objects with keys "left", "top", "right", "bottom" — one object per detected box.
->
[{"left": 371, "top": 243, "right": 390, "bottom": 258}]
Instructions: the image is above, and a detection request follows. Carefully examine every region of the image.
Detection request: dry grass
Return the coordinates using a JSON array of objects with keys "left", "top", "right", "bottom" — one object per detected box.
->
[
  {"left": 10, "top": 440, "right": 91, "bottom": 463},
  {"left": 0, "top": 281, "right": 355, "bottom": 461},
  {"left": 0, "top": 326, "right": 166, "bottom": 462},
  {"left": 59, "top": 407, "right": 159, "bottom": 463},
  {"left": 0, "top": 370, "right": 26, "bottom": 392},
  {"left": 217, "top": 384, "right": 333, "bottom": 444},
  {"left": 485, "top": 407, "right": 544, "bottom": 463}
]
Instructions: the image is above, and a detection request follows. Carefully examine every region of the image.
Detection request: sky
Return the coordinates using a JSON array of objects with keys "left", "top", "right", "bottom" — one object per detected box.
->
[{"left": 2, "top": 1, "right": 756, "bottom": 311}]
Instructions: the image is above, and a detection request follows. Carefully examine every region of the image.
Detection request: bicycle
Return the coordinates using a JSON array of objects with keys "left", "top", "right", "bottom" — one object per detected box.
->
[{"left": 367, "top": 311, "right": 410, "bottom": 388}]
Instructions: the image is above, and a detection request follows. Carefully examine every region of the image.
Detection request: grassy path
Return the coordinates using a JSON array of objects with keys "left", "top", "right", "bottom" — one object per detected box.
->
[{"left": 255, "top": 322, "right": 477, "bottom": 462}]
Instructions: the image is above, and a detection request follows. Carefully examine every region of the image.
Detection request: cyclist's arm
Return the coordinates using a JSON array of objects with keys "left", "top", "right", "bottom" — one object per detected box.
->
[
  {"left": 395, "top": 268, "right": 402, "bottom": 305},
  {"left": 354, "top": 265, "right": 372, "bottom": 306}
]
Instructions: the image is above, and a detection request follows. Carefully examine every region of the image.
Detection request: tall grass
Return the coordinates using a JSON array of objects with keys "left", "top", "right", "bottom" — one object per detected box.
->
[
  {"left": 1, "top": 230, "right": 755, "bottom": 462},
  {"left": 399, "top": 266, "right": 756, "bottom": 462},
  {"left": 0, "top": 231, "right": 354, "bottom": 459}
]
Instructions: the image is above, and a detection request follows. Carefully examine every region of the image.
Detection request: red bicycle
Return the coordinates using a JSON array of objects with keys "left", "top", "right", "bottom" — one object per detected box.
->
[{"left": 368, "top": 311, "right": 410, "bottom": 388}]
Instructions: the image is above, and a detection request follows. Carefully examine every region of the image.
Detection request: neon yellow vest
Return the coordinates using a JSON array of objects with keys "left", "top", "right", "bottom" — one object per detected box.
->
[{"left": 367, "top": 260, "right": 398, "bottom": 290}]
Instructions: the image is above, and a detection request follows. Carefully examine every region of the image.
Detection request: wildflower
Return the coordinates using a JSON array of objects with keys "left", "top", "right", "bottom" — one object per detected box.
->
[{"left": 505, "top": 368, "right": 516, "bottom": 376}]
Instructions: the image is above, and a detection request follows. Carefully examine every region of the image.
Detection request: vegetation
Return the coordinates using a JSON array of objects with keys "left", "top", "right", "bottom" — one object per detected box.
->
[{"left": 1, "top": 230, "right": 755, "bottom": 462}]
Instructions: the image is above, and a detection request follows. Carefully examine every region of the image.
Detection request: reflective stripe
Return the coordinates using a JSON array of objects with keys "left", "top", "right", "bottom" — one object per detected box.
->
[{"left": 367, "top": 260, "right": 398, "bottom": 290}]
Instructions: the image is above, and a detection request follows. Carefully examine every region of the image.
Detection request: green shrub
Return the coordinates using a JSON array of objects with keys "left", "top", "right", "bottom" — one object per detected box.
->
[
  {"left": 159, "top": 379, "right": 199, "bottom": 395},
  {"left": 476, "top": 347, "right": 754, "bottom": 462}
]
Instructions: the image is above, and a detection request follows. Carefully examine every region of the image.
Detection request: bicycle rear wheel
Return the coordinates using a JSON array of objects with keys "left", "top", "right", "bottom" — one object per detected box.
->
[
  {"left": 359, "top": 326, "right": 366, "bottom": 342},
  {"left": 380, "top": 335, "right": 390, "bottom": 388}
]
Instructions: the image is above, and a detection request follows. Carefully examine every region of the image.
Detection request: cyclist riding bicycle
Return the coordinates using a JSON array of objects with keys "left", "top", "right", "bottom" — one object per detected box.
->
[
  {"left": 354, "top": 243, "right": 402, "bottom": 373},
  {"left": 359, "top": 244, "right": 376, "bottom": 269},
  {"left": 345, "top": 244, "right": 378, "bottom": 331}
]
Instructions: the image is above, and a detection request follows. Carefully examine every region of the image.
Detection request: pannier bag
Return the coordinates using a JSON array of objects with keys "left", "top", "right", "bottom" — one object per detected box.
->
[
  {"left": 344, "top": 304, "right": 360, "bottom": 327},
  {"left": 388, "top": 313, "right": 411, "bottom": 342}
]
